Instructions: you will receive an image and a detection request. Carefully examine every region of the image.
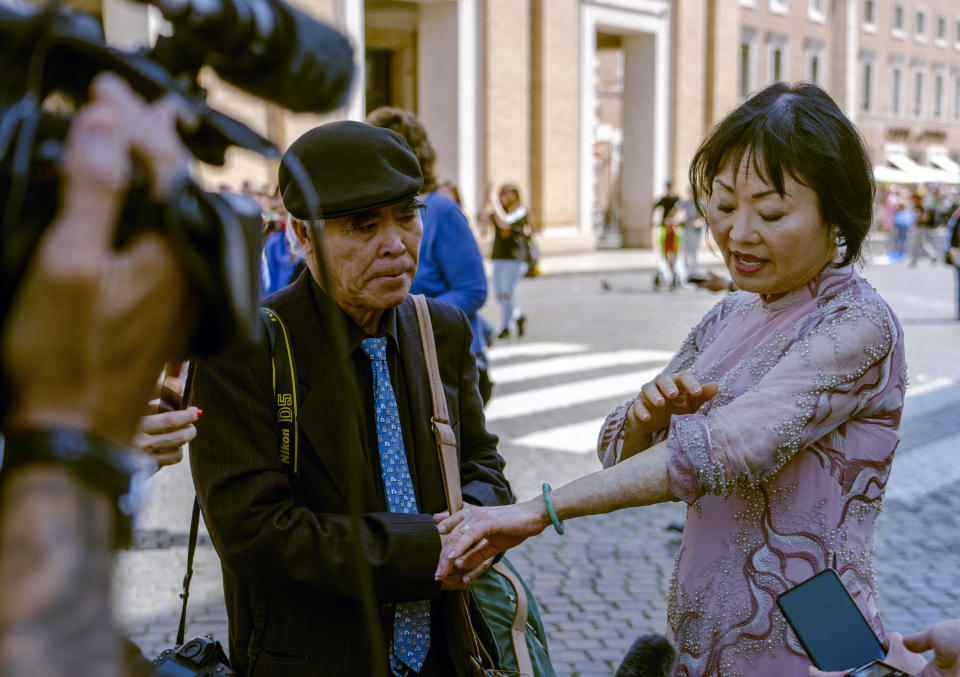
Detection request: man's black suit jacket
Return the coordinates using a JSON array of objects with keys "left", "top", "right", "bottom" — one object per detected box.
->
[{"left": 189, "top": 274, "right": 513, "bottom": 676}]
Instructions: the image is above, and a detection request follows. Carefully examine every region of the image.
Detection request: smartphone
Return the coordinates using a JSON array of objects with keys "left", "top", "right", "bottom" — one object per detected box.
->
[
  {"left": 158, "top": 361, "right": 194, "bottom": 413},
  {"left": 776, "top": 569, "right": 885, "bottom": 672},
  {"left": 848, "top": 661, "right": 912, "bottom": 677}
]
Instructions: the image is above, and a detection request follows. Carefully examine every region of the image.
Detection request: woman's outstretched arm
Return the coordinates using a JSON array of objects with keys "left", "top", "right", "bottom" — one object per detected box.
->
[{"left": 434, "top": 443, "right": 672, "bottom": 578}]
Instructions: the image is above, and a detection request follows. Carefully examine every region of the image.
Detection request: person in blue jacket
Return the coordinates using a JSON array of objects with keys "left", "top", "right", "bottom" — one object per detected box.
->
[
  {"left": 260, "top": 193, "right": 303, "bottom": 298},
  {"left": 366, "top": 107, "right": 492, "bottom": 402}
]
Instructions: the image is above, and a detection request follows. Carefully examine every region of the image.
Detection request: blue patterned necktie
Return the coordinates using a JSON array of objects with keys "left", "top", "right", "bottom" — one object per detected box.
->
[{"left": 360, "top": 337, "right": 431, "bottom": 674}]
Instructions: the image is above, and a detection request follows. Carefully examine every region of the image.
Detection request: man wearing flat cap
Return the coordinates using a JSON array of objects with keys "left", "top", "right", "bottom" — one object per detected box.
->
[{"left": 190, "top": 121, "right": 513, "bottom": 676}]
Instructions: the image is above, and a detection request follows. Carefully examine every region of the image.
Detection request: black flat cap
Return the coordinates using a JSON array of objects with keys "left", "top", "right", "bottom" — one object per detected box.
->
[{"left": 278, "top": 120, "right": 423, "bottom": 220}]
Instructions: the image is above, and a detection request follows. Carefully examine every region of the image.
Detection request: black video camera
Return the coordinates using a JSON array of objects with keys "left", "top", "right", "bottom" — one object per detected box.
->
[
  {"left": 0, "top": 0, "right": 353, "bottom": 412},
  {"left": 152, "top": 636, "right": 235, "bottom": 677}
]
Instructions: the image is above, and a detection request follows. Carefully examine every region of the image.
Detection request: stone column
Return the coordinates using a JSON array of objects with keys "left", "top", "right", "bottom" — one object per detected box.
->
[
  {"left": 827, "top": 0, "right": 858, "bottom": 121},
  {"left": 418, "top": 1, "right": 460, "bottom": 190},
  {"left": 671, "top": 0, "right": 707, "bottom": 191},
  {"left": 530, "top": 0, "right": 583, "bottom": 248},
  {"left": 706, "top": 0, "right": 739, "bottom": 128},
  {"left": 619, "top": 32, "right": 658, "bottom": 248},
  {"left": 455, "top": 0, "right": 481, "bottom": 216},
  {"left": 484, "top": 0, "right": 532, "bottom": 211}
]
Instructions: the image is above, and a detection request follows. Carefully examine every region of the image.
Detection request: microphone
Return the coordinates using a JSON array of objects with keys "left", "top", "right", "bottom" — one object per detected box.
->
[
  {"left": 614, "top": 634, "right": 676, "bottom": 677},
  {"left": 149, "top": 0, "right": 354, "bottom": 113}
]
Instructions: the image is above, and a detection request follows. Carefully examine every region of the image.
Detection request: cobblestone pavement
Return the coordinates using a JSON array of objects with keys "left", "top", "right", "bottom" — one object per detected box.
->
[{"left": 114, "top": 255, "right": 960, "bottom": 676}]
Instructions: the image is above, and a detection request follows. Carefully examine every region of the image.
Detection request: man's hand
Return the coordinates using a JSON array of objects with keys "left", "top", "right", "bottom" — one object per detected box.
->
[{"left": 1, "top": 73, "right": 195, "bottom": 444}]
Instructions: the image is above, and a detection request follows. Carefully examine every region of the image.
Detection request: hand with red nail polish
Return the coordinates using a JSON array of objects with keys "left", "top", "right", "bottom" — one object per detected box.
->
[{"left": 133, "top": 405, "right": 202, "bottom": 470}]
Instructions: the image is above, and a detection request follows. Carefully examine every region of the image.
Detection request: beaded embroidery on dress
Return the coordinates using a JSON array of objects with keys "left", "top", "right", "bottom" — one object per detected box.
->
[{"left": 598, "top": 265, "right": 907, "bottom": 677}]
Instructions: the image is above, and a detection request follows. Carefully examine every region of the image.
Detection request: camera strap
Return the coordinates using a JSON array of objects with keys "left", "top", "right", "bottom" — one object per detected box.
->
[
  {"left": 260, "top": 307, "right": 300, "bottom": 481},
  {"left": 175, "top": 360, "right": 201, "bottom": 648},
  {"left": 177, "top": 498, "right": 202, "bottom": 647},
  {"left": 246, "top": 307, "right": 300, "bottom": 669},
  {"left": 174, "top": 308, "right": 299, "bottom": 661}
]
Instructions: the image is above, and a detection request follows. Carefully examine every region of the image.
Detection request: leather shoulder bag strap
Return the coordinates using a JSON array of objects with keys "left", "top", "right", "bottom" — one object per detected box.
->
[
  {"left": 411, "top": 295, "right": 490, "bottom": 674},
  {"left": 492, "top": 561, "right": 535, "bottom": 677},
  {"left": 411, "top": 295, "right": 535, "bottom": 676},
  {"left": 411, "top": 294, "right": 463, "bottom": 513}
]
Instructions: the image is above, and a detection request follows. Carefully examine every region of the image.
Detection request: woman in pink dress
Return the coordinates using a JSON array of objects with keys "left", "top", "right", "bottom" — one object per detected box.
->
[{"left": 434, "top": 82, "right": 906, "bottom": 677}]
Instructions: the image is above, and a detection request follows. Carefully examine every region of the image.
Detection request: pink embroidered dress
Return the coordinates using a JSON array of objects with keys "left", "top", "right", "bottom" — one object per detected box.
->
[{"left": 598, "top": 265, "right": 906, "bottom": 677}]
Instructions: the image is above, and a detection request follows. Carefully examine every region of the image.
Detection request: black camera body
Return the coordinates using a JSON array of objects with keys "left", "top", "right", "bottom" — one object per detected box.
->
[
  {"left": 0, "top": 0, "right": 353, "bottom": 414},
  {"left": 152, "top": 637, "right": 235, "bottom": 677},
  {"left": 0, "top": 4, "right": 273, "bottom": 364}
]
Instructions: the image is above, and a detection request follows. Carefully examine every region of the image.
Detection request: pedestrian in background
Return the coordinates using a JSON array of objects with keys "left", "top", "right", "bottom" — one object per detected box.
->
[
  {"left": 652, "top": 179, "right": 680, "bottom": 226},
  {"left": 910, "top": 186, "right": 943, "bottom": 266},
  {"left": 892, "top": 195, "right": 917, "bottom": 259},
  {"left": 678, "top": 190, "right": 704, "bottom": 277},
  {"left": 881, "top": 188, "right": 898, "bottom": 235},
  {"left": 366, "top": 107, "right": 493, "bottom": 401},
  {"left": 655, "top": 205, "right": 683, "bottom": 291},
  {"left": 260, "top": 191, "right": 302, "bottom": 298},
  {"left": 651, "top": 180, "right": 680, "bottom": 289},
  {"left": 487, "top": 183, "right": 531, "bottom": 339},
  {"left": 947, "top": 204, "right": 960, "bottom": 321}
]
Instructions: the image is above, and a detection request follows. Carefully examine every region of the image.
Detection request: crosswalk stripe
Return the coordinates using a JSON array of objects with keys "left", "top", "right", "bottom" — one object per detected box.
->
[
  {"left": 901, "top": 378, "right": 960, "bottom": 424},
  {"left": 507, "top": 374, "right": 960, "bottom": 455},
  {"left": 906, "top": 377, "right": 955, "bottom": 398},
  {"left": 485, "top": 367, "right": 661, "bottom": 422},
  {"left": 491, "top": 342, "right": 960, "bottom": 455},
  {"left": 492, "top": 349, "right": 674, "bottom": 384},
  {"left": 487, "top": 342, "right": 587, "bottom": 361},
  {"left": 884, "top": 431, "right": 960, "bottom": 503},
  {"left": 511, "top": 417, "right": 607, "bottom": 454}
]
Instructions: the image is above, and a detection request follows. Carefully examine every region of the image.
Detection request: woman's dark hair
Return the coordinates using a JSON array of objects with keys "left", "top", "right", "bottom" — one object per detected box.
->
[
  {"left": 365, "top": 106, "right": 438, "bottom": 193},
  {"left": 689, "top": 82, "right": 874, "bottom": 266},
  {"left": 437, "top": 181, "right": 462, "bottom": 206},
  {"left": 499, "top": 183, "right": 521, "bottom": 205}
]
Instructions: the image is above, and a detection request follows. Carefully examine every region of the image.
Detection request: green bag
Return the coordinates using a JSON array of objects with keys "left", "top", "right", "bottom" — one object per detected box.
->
[
  {"left": 469, "top": 558, "right": 555, "bottom": 677},
  {"left": 412, "top": 295, "right": 555, "bottom": 677}
]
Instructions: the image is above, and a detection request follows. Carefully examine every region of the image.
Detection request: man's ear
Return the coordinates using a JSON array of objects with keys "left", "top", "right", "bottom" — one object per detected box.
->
[{"left": 290, "top": 219, "right": 313, "bottom": 256}]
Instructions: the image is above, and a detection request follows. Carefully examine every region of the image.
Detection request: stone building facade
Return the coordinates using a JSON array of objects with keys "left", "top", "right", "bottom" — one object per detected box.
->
[
  {"left": 92, "top": 0, "right": 960, "bottom": 252},
  {"left": 854, "top": 0, "right": 960, "bottom": 174},
  {"left": 736, "top": 0, "right": 960, "bottom": 180}
]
